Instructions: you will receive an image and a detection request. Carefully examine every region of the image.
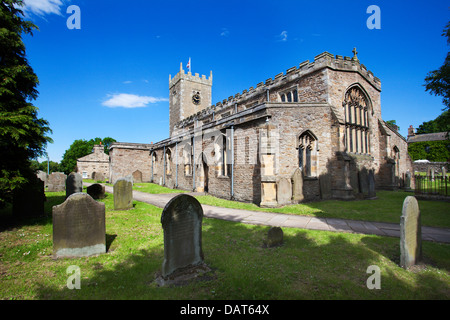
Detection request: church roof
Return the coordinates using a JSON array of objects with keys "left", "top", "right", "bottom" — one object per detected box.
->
[{"left": 407, "top": 132, "right": 448, "bottom": 143}]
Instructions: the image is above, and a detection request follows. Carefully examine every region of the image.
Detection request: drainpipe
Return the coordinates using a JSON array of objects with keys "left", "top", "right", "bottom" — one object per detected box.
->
[
  {"left": 193, "top": 132, "right": 196, "bottom": 191},
  {"left": 230, "top": 124, "right": 235, "bottom": 199},
  {"left": 266, "top": 89, "right": 270, "bottom": 102},
  {"left": 175, "top": 142, "right": 178, "bottom": 188},
  {"left": 163, "top": 146, "right": 166, "bottom": 186},
  {"left": 151, "top": 150, "right": 154, "bottom": 183}
]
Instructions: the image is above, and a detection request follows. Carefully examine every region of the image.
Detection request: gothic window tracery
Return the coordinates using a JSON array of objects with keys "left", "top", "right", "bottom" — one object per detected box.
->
[{"left": 343, "top": 86, "right": 370, "bottom": 154}]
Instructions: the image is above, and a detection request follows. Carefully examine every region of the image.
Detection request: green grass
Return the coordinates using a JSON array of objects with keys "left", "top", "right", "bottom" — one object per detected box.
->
[
  {"left": 0, "top": 191, "right": 449, "bottom": 300},
  {"left": 132, "top": 183, "right": 188, "bottom": 194}
]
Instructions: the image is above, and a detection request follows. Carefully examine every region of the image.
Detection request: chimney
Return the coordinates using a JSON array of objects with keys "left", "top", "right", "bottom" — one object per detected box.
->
[{"left": 408, "top": 125, "right": 415, "bottom": 138}]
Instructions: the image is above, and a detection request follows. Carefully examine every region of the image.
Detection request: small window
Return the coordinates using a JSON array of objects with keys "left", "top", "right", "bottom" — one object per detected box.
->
[{"left": 82, "top": 171, "right": 88, "bottom": 179}]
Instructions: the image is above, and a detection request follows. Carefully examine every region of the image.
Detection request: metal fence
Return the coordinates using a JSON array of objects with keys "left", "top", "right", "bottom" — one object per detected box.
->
[{"left": 414, "top": 175, "right": 449, "bottom": 197}]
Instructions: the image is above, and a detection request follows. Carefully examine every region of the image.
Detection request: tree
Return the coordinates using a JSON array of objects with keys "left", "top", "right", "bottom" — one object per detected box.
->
[
  {"left": 0, "top": 1, "right": 52, "bottom": 208},
  {"left": 59, "top": 137, "right": 116, "bottom": 174},
  {"left": 424, "top": 21, "right": 450, "bottom": 111},
  {"left": 416, "top": 110, "right": 450, "bottom": 134}
]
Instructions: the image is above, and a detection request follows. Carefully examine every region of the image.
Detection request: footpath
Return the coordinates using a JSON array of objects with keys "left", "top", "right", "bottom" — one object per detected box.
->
[{"left": 99, "top": 184, "right": 450, "bottom": 244}]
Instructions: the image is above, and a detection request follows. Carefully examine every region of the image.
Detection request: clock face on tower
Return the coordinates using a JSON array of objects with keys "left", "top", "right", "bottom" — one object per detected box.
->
[{"left": 192, "top": 93, "right": 201, "bottom": 105}]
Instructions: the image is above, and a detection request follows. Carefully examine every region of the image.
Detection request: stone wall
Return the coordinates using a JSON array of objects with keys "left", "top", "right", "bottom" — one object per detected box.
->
[
  {"left": 413, "top": 162, "right": 449, "bottom": 174},
  {"left": 109, "top": 142, "right": 152, "bottom": 184}
]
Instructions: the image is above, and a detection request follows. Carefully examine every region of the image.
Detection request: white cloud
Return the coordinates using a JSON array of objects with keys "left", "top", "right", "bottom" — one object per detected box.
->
[
  {"left": 220, "top": 28, "right": 230, "bottom": 37},
  {"left": 102, "top": 93, "right": 168, "bottom": 108},
  {"left": 20, "top": 0, "right": 65, "bottom": 17},
  {"left": 122, "top": 81, "right": 133, "bottom": 84},
  {"left": 278, "top": 30, "right": 288, "bottom": 42}
]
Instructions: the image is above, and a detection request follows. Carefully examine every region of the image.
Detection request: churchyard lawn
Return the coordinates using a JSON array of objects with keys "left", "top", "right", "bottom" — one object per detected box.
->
[{"left": 0, "top": 189, "right": 449, "bottom": 300}]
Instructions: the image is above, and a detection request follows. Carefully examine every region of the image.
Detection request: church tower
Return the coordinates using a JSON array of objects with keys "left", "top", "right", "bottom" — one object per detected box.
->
[{"left": 169, "top": 62, "right": 212, "bottom": 136}]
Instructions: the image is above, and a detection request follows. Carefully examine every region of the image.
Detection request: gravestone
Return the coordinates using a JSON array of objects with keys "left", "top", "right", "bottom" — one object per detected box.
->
[
  {"left": 400, "top": 196, "right": 422, "bottom": 269},
  {"left": 404, "top": 171, "right": 412, "bottom": 191},
  {"left": 358, "top": 168, "right": 369, "bottom": 196},
  {"left": 319, "top": 173, "right": 332, "bottom": 200},
  {"left": 113, "top": 178, "right": 133, "bottom": 210},
  {"left": 13, "top": 175, "right": 45, "bottom": 217},
  {"left": 430, "top": 168, "right": 435, "bottom": 181},
  {"left": 442, "top": 167, "right": 447, "bottom": 178},
  {"left": 66, "top": 172, "right": 83, "bottom": 198},
  {"left": 92, "top": 172, "right": 105, "bottom": 181},
  {"left": 52, "top": 193, "right": 106, "bottom": 258},
  {"left": 47, "top": 172, "right": 66, "bottom": 192},
  {"left": 277, "top": 178, "right": 292, "bottom": 206},
  {"left": 263, "top": 227, "right": 283, "bottom": 248},
  {"left": 132, "top": 170, "right": 143, "bottom": 183},
  {"left": 291, "top": 168, "right": 304, "bottom": 202},
  {"left": 87, "top": 183, "right": 106, "bottom": 199},
  {"left": 36, "top": 170, "right": 48, "bottom": 187},
  {"left": 367, "top": 169, "right": 377, "bottom": 199},
  {"left": 159, "top": 194, "right": 205, "bottom": 280}
]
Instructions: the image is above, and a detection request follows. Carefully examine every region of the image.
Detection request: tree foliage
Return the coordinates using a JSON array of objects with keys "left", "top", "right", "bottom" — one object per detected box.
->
[
  {"left": 408, "top": 140, "right": 450, "bottom": 162},
  {"left": 0, "top": 0, "right": 52, "bottom": 207},
  {"left": 59, "top": 137, "right": 116, "bottom": 174},
  {"left": 424, "top": 21, "right": 450, "bottom": 111},
  {"left": 416, "top": 110, "right": 450, "bottom": 135}
]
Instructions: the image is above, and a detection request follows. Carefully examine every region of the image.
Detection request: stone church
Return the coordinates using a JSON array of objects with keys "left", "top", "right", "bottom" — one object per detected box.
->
[{"left": 111, "top": 49, "right": 413, "bottom": 206}]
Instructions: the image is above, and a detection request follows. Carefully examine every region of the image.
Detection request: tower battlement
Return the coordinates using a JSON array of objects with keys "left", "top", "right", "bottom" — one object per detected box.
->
[{"left": 169, "top": 62, "right": 213, "bottom": 89}]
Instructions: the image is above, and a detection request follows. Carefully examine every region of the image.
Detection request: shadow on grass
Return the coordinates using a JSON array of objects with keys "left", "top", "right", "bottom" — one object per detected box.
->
[{"left": 33, "top": 215, "right": 450, "bottom": 300}]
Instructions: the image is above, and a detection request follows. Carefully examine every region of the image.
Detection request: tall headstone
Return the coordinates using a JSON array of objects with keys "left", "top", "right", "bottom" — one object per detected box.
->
[
  {"left": 404, "top": 171, "right": 412, "bottom": 191},
  {"left": 367, "top": 169, "right": 377, "bottom": 199},
  {"left": 36, "top": 170, "right": 48, "bottom": 187},
  {"left": 52, "top": 193, "right": 106, "bottom": 258},
  {"left": 277, "top": 178, "right": 292, "bottom": 206},
  {"left": 160, "top": 194, "right": 204, "bottom": 279},
  {"left": 358, "top": 168, "right": 369, "bottom": 196},
  {"left": 319, "top": 173, "right": 332, "bottom": 200},
  {"left": 87, "top": 183, "right": 106, "bottom": 199},
  {"left": 400, "top": 196, "right": 422, "bottom": 269},
  {"left": 113, "top": 177, "right": 133, "bottom": 210},
  {"left": 442, "top": 166, "right": 447, "bottom": 178},
  {"left": 47, "top": 172, "right": 66, "bottom": 192},
  {"left": 291, "top": 168, "right": 304, "bottom": 202},
  {"left": 66, "top": 172, "right": 83, "bottom": 198}
]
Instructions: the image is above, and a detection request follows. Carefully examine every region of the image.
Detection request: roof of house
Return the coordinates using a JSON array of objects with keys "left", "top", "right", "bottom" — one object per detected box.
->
[{"left": 407, "top": 132, "right": 448, "bottom": 143}]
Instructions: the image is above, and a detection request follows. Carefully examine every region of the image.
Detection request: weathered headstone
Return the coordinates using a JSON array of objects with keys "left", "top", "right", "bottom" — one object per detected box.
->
[
  {"left": 430, "top": 168, "right": 435, "bottom": 181},
  {"left": 66, "top": 172, "right": 83, "bottom": 198},
  {"left": 319, "top": 173, "right": 332, "bottom": 200},
  {"left": 291, "top": 168, "right": 304, "bottom": 202},
  {"left": 113, "top": 178, "right": 133, "bottom": 210},
  {"left": 52, "top": 193, "right": 106, "bottom": 258},
  {"left": 13, "top": 175, "right": 45, "bottom": 217},
  {"left": 36, "top": 170, "right": 48, "bottom": 187},
  {"left": 132, "top": 170, "right": 143, "bottom": 183},
  {"left": 404, "top": 171, "right": 412, "bottom": 191},
  {"left": 442, "top": 166, "right": 447, "bottom": 178},
  {"left": 47, "top": 172, "right": 66, "bottom": 192},
  {"left": 400, "top": 196, "right": 422, "bottom": 269},
  {"left": 358, "top": 168, "right": 369, "bottom": 196},
  {"left": 367, "top": 169, "right": 377, "bottom": 199},
  {"left": 263, "top": 227, "right": 283, "bottom": 248},
  {"left": 160, "top": 194, "right": 205, "bottom": 280},
  {"left": 277, "top": 177, "right": 292, "bottom": 206},
  {"left": 87, "top": 183, "right": 106, "bottom": 199},
  {"left": 92, "top": 172, "right": 105, "bottom": 182}
]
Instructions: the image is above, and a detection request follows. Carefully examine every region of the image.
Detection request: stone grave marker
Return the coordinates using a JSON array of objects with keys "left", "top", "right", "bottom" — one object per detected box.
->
[
  {"left": 66, "top": 172, "right": 83, "bottom": 198},
  {"left": 87, "top": 183, "right": 106, "bottom": 199},
  {"left": 404, "top": 171, "right": 412, "bottom": 191},
  {"left": 36, "top": 170, "right": 48, "bottom": 187},
  {"left": 367, "top": 169, "right": 377, "bottom": 199},
  {"left": 132, "top": 170, "right": 143, "bottom": 183},
  {"left": 291, "top": 168, "right": 304, "bottom": 202},
  {"left": 47, "top": 172, "right": 66, "bottom": 192},
  {"left": 158, "top": 194, "right": 206, "bottom": 284},
  {"left": 52, "top": 193, "right": 106, "bottom": 258},
  {"left": 92, "top": 172, "right": 105, "bottom": 182},
  {"left": 277, "top": 177, "right": 292, "bottom": 206},
  {"left": 358, "top": 168, "right": 369, "bottom": 196},
  {"left": 263, "top": 227, "right": 284, "bottom": 248},
  {"left": 319, "top": 173, "right": 332, "bottom": 200},
  {"left": 113, "top": 177, "right": 133, "bottom": 210},
  {"left": 400, "top": 196, "right": 422, "bottom": 269},
  {"left": 442, "top": 166, "right": 447, "bottom": 178}
]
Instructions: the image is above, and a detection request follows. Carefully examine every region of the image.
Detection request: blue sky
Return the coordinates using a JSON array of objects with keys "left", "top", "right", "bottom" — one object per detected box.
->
[{"left": 19, "top": 0, "right": 449, "bottom": 162}]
